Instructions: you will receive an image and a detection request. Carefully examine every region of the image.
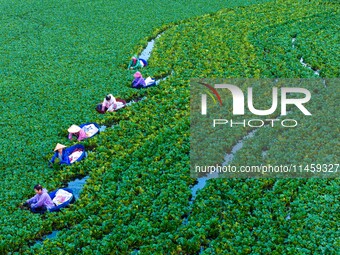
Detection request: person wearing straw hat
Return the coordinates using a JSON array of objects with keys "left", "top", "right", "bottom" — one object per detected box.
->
[
  {"left": 49, "top": 143, "right": 70, "bottom": 165},
  {"left": 131, "top": 71, "right": 146, "bottom": 89},
  {"left": 68, "top": 124, "right": 87, "bottom": 141}
]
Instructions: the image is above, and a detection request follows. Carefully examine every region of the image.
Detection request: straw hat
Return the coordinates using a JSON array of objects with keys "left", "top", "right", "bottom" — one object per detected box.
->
[
  {"left": 134, "top": 71, "right": 142, "bottom": 78},
  {"left": 54, "top": 143, "right": 66, "bottom": 151},
  {"left": 68, "top": 124, "right": 81, "bottom": 133}
]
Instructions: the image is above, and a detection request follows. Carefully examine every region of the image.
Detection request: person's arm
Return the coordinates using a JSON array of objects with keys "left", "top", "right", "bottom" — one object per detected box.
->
[
  {"left": 128, "top": 60, "right": 132, "bottom": 69},
  {"left": 131, "top": 79, "right": 136, "bottom": 87},
  {"left": 101, "top": 100, "right": 107, "bottom": 112},
  {"left": 78, "top": 129, "right": 87, "bottom": 141},
  {"left": 60, "top": 151, "right": 70, "bottom": 165},
  {"left": 140, "top": 78, "right": 146, "bottom": 87},
  {"left": 132, "top": 78, "right": 144, "bottom": 88},
  {"left": 135, "top": 78, "right": 141, "bottom": 86},
  {"left": 50, "top": 152, "right": 57, "bottom": 163},
  {"left": 111, "top": 96, "right": 117, "bottom": 109},
  {"left": 31, "top": 193, "right": 49, "bottom": 208},
  {"left": 68, "top": 133, "right": 73, "bottom": 140},
  {"left": 137, "top": 60, "right": 143, "bottom": 68},
  {"left": 130, "top": 59, "right": 140, "bottom": 69},
  {"left": 26, "top": 194, "right": 38, "bottom": 204},
  {"left": 111, "top": 96, "right": 117, "bottom": 104}
]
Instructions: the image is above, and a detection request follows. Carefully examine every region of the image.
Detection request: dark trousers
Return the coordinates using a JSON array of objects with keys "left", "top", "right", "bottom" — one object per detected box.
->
[
  {"left": 30, "top": 206, "right": 47, "bottom": 214},
  {"left": 131, "top": 83, "right": 144, "bottom": 89}
]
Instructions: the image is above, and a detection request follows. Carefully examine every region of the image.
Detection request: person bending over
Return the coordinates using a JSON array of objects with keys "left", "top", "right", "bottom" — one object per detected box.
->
[
  {"left": 128, "top": 56, "right": 145, "bottom": 70},
  {"left": 24, "top": 184, "right": 55, "bottom": 213},
  {"left": 101, "top": 94, "right": 124, "bottom": 112},
  {"left": 50, "top": 143, "right": 70, "bottom": 165},
  {"left": 131, "top": 71, "right": 146, "bottom": 89},
  {"left": 68, "top": 125, "right": 87, "bottom": 141}
]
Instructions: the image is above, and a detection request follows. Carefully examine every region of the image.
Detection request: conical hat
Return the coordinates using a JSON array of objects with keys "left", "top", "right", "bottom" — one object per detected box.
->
[
  {"left": 68, "top": 124, "right": 81, "bottom": 133},
  {"left": 54, "top": 143, "right": 66, "bottom": 151}
]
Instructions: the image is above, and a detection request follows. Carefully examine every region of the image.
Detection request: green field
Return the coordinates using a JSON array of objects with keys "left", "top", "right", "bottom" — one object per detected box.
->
[{"left": 0, "top": 0, "right": 339, "bottom": 254}]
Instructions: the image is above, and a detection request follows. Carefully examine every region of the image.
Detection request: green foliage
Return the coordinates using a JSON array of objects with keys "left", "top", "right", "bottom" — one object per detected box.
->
[
  {"left": 145, "top": 0, "right": 339, "bottom": 253},
  {"left": 0, "top": 0, "right": 339, "bottom": 254}
]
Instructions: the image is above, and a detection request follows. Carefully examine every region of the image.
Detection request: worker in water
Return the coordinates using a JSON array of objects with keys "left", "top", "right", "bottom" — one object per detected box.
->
[
  {"left": 128, "top": 56, "right": 147, "bottom": 70},
  {"left": 68, "top": 125, "right": 87, "bottom": 141},
  {"left": 50, "top": 143, "right": 70, "bottom": 165},
  {"left": 131, "top": 71, "right": 146, "bottom": 89},
  {"left": 23, "top": 184, "right": 55, "bottom": 213}
]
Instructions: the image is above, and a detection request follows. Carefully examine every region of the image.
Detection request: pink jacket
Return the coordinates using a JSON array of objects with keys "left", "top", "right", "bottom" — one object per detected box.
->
[
  {"left": 101, "top": 94, "right": 117, "bottom": 111},
  {"left": 68, "top": 129, "right": 87, "bottom": 141}
]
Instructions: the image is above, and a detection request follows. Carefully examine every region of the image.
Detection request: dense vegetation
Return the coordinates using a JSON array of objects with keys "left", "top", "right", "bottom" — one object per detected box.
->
[
  {"left": 0, "top": 0, "right": 338, "bottom": 254},
  {"left": 149, "top": 0, "right": 339, "bottom": 253}
]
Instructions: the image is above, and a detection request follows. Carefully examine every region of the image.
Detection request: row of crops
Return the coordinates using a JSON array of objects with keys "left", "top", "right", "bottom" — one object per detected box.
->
[{"left": 1, "top": 0, "right": 339, "bottom": 254}]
